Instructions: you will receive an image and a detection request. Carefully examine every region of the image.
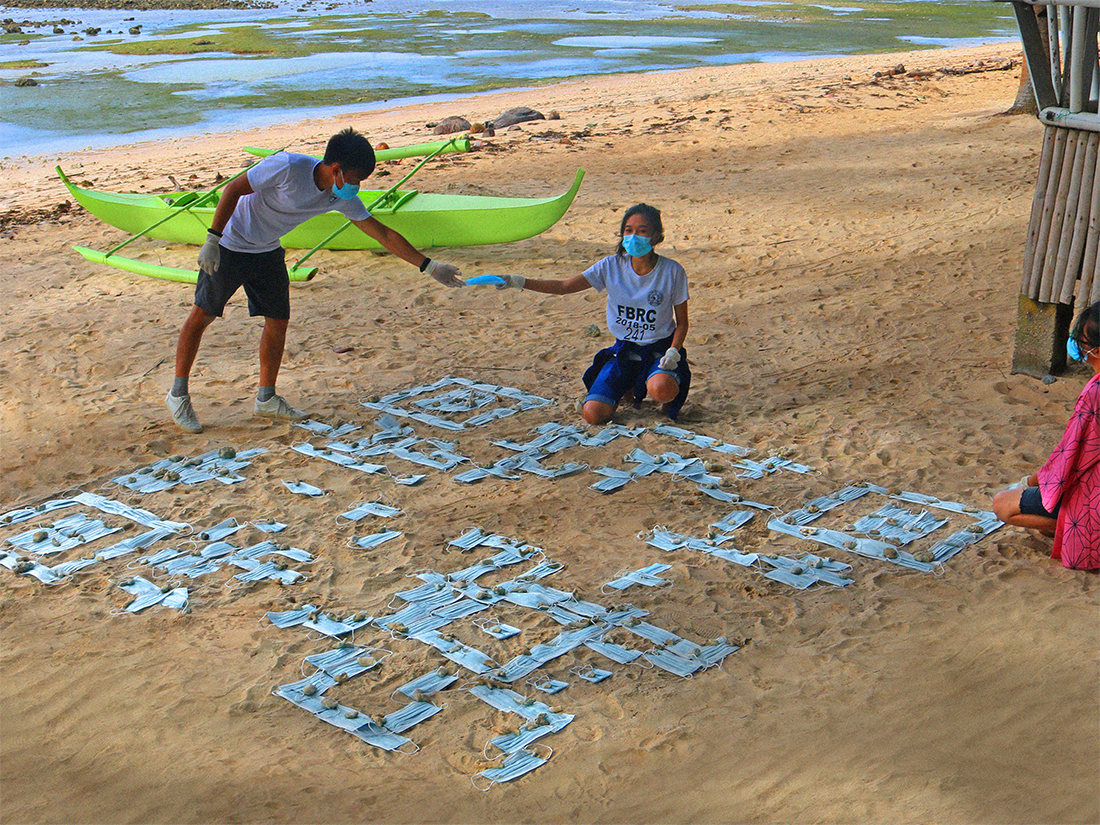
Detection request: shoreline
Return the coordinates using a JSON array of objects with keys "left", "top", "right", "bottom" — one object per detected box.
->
[
  {"left": 3, "top": 42, "right": 1020, "bottom": 195},
  {"left": 1, "top": 33, "right": 1018, "bottom": 163}
]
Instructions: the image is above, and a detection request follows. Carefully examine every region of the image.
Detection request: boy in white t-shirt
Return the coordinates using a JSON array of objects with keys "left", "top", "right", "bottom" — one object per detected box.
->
[
  {"left": 495, "top": 203, "right": 690, "bottom": 423},
  {"left": 165, "top": 127, "right": 463, "bottom": 434}
]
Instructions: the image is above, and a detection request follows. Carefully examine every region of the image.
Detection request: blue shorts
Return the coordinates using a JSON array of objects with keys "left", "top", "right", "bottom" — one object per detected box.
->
[
  {"left": 585, "top": 351, "right": 679, "bottom": 407},
  {"left": 194, "top": 246, "right": 290, "bottom": 320},
  {"left": 1019, "top": 486, "right": 1060, "bottom": 519}
]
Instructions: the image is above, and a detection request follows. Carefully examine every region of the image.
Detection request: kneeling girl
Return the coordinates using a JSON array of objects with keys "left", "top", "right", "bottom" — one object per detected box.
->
[{"left": 498, "top": 203, "right": 690, "bottom": 424}]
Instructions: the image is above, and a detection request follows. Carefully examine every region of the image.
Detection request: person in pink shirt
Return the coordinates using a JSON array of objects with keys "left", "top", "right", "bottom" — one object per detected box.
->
[{"left": 993, "top": 301, "right": 1099, "bottom": 570}]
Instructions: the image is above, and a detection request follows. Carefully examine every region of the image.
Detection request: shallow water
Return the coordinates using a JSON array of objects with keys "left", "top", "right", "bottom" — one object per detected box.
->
[{"left": 0, "top": 0, "right": 1017, "bottom": 158}]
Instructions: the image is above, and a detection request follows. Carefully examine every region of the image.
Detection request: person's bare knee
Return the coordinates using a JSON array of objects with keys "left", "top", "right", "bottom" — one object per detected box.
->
[
  {"left": 647, "top": 374, "right": 678, "bottom": 403},
  {"left": 583, "top": 400, "right": 614, "bottom": 425},
  {"left": 991, "top": 488, "right": 1021, "bottom": 523},
  {"left": 183, "top": 306, "right": 216, "bottom": 333}
]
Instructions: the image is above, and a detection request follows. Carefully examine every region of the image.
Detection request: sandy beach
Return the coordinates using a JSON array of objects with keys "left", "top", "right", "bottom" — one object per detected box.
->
[{"left": 0, "top": 43, "right": 1097, "bottom": 824}]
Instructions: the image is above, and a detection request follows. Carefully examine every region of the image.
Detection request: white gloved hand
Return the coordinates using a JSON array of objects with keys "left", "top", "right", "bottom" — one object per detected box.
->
[
  {"left": 198, "top": 231, "right": 221, "bottom": 275},
  {"left": 495, "top": 274, "right": 526, "bottom": 290},
  {"left": 426, "top": 259, "right": 463, "bottom": 288},
  {"left": 658, "top": 346, "right": 680, "bottom": 371}
]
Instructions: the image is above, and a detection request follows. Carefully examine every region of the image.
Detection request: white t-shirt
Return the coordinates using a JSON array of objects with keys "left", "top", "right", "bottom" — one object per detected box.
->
[
  {"left": 583, "top": 254, "right": 689, "bottom": 344},
  {"left": 221, "top": 152, "right": 371, "bottom": 253}
]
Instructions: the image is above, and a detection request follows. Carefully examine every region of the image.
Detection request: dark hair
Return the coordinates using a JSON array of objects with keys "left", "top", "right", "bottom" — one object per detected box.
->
[
  {"left": 1069, "top": 300, "right": 1099, "bottom": 351},
  {"left": 616, "top": 203, "right": 664, "bottom": 256},
  {"left": 323, "top": 127, "right": 376, "bottom": 178}
]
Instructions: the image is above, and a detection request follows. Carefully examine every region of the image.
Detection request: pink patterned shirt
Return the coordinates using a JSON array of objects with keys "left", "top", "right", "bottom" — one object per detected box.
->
[{"left": 1037, "top": 372, "right": 1100, "bottom": 569}]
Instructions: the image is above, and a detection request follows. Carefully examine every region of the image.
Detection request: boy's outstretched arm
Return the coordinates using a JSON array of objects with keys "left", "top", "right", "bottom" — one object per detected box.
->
[{"left": 352, "top": 216, "right": 463, "bottom": 287}]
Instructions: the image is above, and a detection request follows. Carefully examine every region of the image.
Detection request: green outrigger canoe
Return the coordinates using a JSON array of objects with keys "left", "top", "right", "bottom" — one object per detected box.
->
[{"left": 58, "top": 166, "right": 585, "bottom": 252}]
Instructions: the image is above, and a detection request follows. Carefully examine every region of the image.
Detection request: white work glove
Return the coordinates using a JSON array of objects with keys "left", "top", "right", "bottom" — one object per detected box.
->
[
  {"left": 198, "top": 231, "right": 221, "bottom": 275},
  {"left": 495, "top": 274, "right": 526, "bottom": 290},
  {"left": 425, "top": 259, "right": 463, "bottom": 288},
  {"left": 658, "top": 347, "right": 680, "bottom": 371}
]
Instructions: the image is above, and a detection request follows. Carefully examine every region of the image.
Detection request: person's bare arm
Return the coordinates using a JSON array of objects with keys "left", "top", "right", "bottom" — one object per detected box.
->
[
  {"left": 352, "top": 216, "right": 462, "bottom": 286},
  {"left": 352, "top": 216, "right": 429, "bottom": 267},
  {"left": 209, "top": 175, "right": 254, "bottom": 234},
  {"left": 514, "top": 274, "right": 593, "bottom": 295},
  {"left": 670, "top": 301, "right": 689, "bottom": 350}
]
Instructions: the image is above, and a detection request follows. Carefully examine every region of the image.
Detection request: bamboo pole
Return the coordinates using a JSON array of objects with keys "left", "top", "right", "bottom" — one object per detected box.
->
[
  {"left": 1091, "top": 249, "right": 1100, "bottom": 304},
  {"left": 1023, "top": 126, "right": 1058, "bottom": 294},
  {"left": 1086, "top": 7, "right": 1100, "bottom": 102},
  {"left": 1029, "top": 127, "right": 1069, "bottom": 297},
  {"left": 1079, "top": 162, "right": 1100, "bottom": 303},
  {"left": 1069, "top": 6, "right": 1089, "bottom": 110},
  {"left": 1060, "top": 5, "right": 1073, "bottom": 99},
  {"left": 1050, "top": 3, "right": 1063, "bottom": 104},
  {"left": 1082, "top": 146, "right": 1100, "bottom": 308},
  {"left": 1059, "top": 131, "right": 1098, "bottom": 303},
  {"left": 1039, "top": 130, "right": 1081, "bottom": 302},
  {"left": 1052, "top": 130, "right": 1090, "bottom": 295}
]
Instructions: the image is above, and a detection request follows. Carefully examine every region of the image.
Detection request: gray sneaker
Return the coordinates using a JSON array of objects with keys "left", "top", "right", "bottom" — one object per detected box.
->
[
  {"left": 165, "top": 392, "right": 202, "bottom": 433},
  {"left": 254, "top": 393, "right": 306, "bottom": 421}
]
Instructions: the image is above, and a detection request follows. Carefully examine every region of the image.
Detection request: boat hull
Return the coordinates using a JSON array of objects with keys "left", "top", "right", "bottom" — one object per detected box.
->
[{"left": 58, "top": 168, "right": 584, "bottom": 251}]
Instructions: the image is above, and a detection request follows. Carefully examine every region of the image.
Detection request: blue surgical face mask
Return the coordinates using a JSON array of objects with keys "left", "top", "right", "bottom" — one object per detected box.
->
[
  {"left": 621, "top": 233, "right": 653, "bottom": 257},
  {"left": 332, "top": 168, "right": 360, "bottom": 200},
  {"left": 1067, "top": 337, "right": 1094, "bottom": 363}
]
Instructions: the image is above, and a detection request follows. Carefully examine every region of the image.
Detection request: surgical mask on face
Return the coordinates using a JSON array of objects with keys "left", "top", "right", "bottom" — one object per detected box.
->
[
  {"left": 1067, "top": 337, "right": 1095, "bottom": 363},
  {"left": 621, "top": 233, "right": 653, "bottom": 257},
  {"left": 332, "top": 168, "right": 360, "bottom": 200}
]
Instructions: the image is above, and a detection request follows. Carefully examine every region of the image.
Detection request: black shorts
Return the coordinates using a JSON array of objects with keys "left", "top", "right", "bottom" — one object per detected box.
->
[
  {"left": 194, "top": 246, "right": 290, "bottom": 320},
  {"left": 1020, "top": 486, "right": 1060, "bottom": 519}
]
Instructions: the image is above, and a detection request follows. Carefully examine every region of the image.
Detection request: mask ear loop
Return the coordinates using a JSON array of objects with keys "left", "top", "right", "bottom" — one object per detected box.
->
[
  {"left": 334, "top": 510, "right": 363, "bottom": 527},
  {"left": 394, "top": 739, "right": 420, "bottom": 756},
  {"left": 384, "top": 590, "right": 409, "bottom": 611},
  {"left": 223, "top": 572, "right": 261, "bottom": 593},
  {"left": 630, "top": 652, "right": 655, "bottom": 670},
  {"left": 525, "top": 675, "right": 550, "bottom": 693},
  {"left": 568, "top": 665, "right": 592, "bottom": 681},
  {"left": 383, "top": 623, "right": 410, "bottom": 642},
  {"left": 470, "top": 774, "right": 496, "bottom": 793},
  {"left": 184, "top": 529, "right": 213, "bottom": 548},
  {"left": 481, "top": 735, "right": 506, "bottom": 762}
]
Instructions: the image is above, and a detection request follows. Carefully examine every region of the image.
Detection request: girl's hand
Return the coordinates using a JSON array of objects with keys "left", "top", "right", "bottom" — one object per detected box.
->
[
  {"left": 658, "top": 347, "right": 680, "bottom": 370},
  {"left": 495, "top": 274, "right": 526, "bottom": 290}
]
